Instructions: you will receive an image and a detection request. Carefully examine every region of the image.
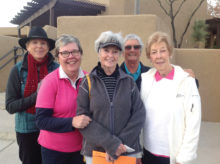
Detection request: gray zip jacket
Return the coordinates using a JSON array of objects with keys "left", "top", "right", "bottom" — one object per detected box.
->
[{"left": 77, "top": 66, "right": 146, "bottom": 159}]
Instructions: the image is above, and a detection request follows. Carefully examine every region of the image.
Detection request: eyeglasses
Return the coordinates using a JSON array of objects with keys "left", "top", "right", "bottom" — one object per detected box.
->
[
  {"left": 125, "top": 45, "right": 141, "bottom": 50},
  {"left": 59, "top": 50, "right": 81, "bottom": 58}
]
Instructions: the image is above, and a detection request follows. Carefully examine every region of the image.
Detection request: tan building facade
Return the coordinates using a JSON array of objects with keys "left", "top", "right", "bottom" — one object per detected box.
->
[
  {"left": 91, "top": 0, "right": 212, "bottom": 48},
  {"left": 0, "top": 1, "right": 219, "bottom": 122},
  {"left": 56, "top": 14, "right": 220, "bottom": 122}
]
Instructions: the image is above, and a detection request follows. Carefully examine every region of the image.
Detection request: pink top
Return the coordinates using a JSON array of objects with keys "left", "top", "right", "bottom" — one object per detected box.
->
[
  {"left": 36, "top": 68, "right": 84, "bottom": 152},
  {"left": 155, "top": 67, "right": 175, "bottom": 82}
]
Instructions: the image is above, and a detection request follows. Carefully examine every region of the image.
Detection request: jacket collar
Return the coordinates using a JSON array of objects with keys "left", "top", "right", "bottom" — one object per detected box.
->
[
  {"left": 145, "top": 65, "right": 189, "bottom": 82},
  {"left": 91, "top": 63, "right": 131, "bottom": 80}
]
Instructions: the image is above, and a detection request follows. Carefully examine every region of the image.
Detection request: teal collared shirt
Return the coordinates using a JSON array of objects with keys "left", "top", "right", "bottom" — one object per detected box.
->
[{"left": 124, "top": 63, "right": 141, "bottom": 81}]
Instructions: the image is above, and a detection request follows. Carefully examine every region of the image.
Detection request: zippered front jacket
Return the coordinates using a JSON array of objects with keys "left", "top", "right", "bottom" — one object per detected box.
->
[
  {"left": 5, "top": 52, "right": 59, "bottom": 133},
  {"left": 77, "top": 66, "right": 146, "bottom": 159}
]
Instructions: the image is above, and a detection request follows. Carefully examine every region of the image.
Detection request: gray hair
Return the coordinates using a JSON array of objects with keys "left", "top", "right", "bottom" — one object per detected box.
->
[
  {"left": 123, "top": 34, "right": 144, "bottom": 53},
  {"left": 55, "top": 34, "right": 83, "bottom": 57},
  {"left": 95, "top": 31, "right": 124, "bottom": 53}
]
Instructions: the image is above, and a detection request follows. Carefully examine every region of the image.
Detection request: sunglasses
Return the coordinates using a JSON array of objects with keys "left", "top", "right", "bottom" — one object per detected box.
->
[{"left": 125, "top": 45, "right": 141, "bottom": 50}]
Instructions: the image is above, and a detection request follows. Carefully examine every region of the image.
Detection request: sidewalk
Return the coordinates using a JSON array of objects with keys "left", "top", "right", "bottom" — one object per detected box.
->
[
  {"left": 0, "top": 92, "right": 220, "bottom": 164},
  {"left": 0, "top": 92, "right": 19, "bottom": 163},
  {"left": 0, "top": 110, "right": 20, "bottom": 163}
]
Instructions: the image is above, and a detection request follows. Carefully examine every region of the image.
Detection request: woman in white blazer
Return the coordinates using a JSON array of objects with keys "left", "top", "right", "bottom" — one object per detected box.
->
[{"left": 140, "top": 31, "right": 201, "bottom": 164}]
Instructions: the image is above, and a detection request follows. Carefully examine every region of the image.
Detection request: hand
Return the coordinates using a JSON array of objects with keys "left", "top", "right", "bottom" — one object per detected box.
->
[
  {"left": 136, "top": 158, "right": 142, "bottom": 164},
  {"left": 115, "top": 144, "right": 126, "bottom": 156},
  {"left": 184, "top": 69, "right": 195, "bottom": 78},
  {"left": 106, "top": 153, "right": 114, "bottom": 162},
  {"left": 72, "top": 115, "right": 91, "bottom": 129}
]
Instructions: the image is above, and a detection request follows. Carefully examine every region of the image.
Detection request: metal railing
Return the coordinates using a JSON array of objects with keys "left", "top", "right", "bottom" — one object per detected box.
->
[{"left": 0, "top": 46, "right": 24, "bottom": 71}]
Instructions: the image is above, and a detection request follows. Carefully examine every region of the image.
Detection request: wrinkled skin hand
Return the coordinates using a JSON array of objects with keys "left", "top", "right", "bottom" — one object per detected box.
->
[
  {"left": 106, "top": 145, "right": 141, "bottom": 164},
  {"left": 106, "top": 153, "right": 114, "bottom": 162},
  {"left": 115, "top": 144, "right": 127, "bottom": 156},
  {"left": 136, "top": 158, "right": 142, "bottom": 164},
  {"left": 184, "top": 69, "right": 195, "bottom": 78},
  {"left": 72, "top": 115, "right": 91, "bottom": 129},
  {"left": 105, "top": 144, "right": 126, "bottom": 162}
]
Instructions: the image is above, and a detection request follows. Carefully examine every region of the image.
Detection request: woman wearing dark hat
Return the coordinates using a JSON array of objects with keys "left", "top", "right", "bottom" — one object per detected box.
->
[
  {"left": 5, "top": 26, "right": 59, "bottom": 164},
  {"left": 76, "top": 31, "right": 146, "bottom": 164}
]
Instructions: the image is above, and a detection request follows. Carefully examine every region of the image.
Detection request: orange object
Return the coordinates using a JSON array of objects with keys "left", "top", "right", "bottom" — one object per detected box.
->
[{"left": 92, "top": 151, "right": 136, "bottom": 164}]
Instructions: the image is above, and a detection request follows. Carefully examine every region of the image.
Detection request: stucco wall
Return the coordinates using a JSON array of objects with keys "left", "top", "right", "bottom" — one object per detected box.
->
[
  {"left": 0, "top": 26, "right": 29, "bottom": 37},
  {"left": 57, "top": 15, "right": 170, "bottom": 71},
  {"left": 175, "top": 49, "right": 220, "bottom": 122},
  {"left": 0, "top": 36, "right": 22, "bottom": 92},
  {"left": 139, "top": 0, "right": 211, "bottom": 48},
  {"left": 89, "top": 0, "right": 211, "bottom": 48}
]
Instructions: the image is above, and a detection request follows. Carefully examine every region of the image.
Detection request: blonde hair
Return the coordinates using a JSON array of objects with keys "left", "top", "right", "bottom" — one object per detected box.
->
[{"left": 146, "top": 31, "right": 173, "bottom": 58}]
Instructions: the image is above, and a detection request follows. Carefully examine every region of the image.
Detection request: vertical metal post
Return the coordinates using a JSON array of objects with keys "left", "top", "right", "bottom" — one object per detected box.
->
[
  {"left": 14, "top": 47, "right": 17, "bottom": 64},
  {"left": 216, "top": 23, "right": 220, "bottom": 47},
  {"left": 18, "top": 27, "right": 21, "bottom": 38},
  {"left": 50, "top": 7, "right": 55, "bottom": 26},
  {"left": 134, "top": 0, "right": 140, "bottom": 15}
]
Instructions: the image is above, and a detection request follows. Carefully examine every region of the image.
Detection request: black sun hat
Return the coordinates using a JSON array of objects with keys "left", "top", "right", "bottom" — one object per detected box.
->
[{"left": 18, "top": 26, "right": 55, "bottom": 51}]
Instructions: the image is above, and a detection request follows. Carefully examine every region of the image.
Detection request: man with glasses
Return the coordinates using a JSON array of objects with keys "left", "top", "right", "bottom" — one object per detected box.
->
[{"left": 120, "top": 34, "right": 150, "bottom": 90}]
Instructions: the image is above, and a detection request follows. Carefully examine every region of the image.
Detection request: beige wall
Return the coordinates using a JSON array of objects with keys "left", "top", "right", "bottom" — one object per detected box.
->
[
  {"left": 89, "top": 0, "right": 211, "bottom": 48},
  {"left": 0, "top": 26, "right": 29, "bottom": 37},
  {"left": 139, "top": 0, "right": 211, "bottom": 48},
  {"left": 175, "top": 49, "right": 220, "bottom": 122},
  {"left": 0, "top": 36, "right": 22, "bottom": 92},
  {"left": 57, "top": 15, "right": 169, "bottom": 71},
  {"left": 44, "top": 25, "right": 57, "bottom": 41}
]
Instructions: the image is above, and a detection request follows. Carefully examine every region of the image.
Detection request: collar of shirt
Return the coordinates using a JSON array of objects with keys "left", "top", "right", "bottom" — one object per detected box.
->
[
  {"left": 155, "top": 67, "right": 175, "bottom": 82},
  {"left": 124, "top": 63, "right": 141, "bottom": 81},
  {"left": 59, "top": 66, "right": 85, "bottom": 88}
]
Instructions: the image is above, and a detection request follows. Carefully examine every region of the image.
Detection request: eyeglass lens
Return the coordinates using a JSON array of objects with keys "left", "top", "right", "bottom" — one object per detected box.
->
[
  {"left": 59, "top": 50, "right": 80, "bottom": 58},
  {"left": 125, "top": 45, "right": 141, "bottom": 50}
]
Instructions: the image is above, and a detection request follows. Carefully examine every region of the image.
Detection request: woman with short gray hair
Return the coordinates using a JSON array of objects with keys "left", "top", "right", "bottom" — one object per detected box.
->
[
  {"left": 77, "top": 31, "right": 146, "bottom": 164},
  {"left": 95, "top": 31, "right": 124, "bottom": 53},
  {"left": 35, "top": 34, "right": 91, "bottom": 164},
  {"left": 55, "top": 34, "right": 83, "bottom": 57}
]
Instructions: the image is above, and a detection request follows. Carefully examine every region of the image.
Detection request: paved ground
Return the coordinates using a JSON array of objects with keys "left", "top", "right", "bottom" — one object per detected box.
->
[{"left": 0, "top": 92, "right": 220, "bottom": 164}]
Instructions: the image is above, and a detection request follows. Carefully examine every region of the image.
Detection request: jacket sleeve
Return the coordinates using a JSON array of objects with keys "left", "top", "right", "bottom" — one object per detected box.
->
[
  {"left": 118, "top": 82, "right": 146, "bottom": 148},
  {"left": 5, "top": 66, "right": 37, "bottom": 114},
  {"left": 77, "top": 78, "right": 121, "bottom": 159},
  {"left": 176, "top": 77, "right": 201, "bottom": 163},
  {"left": 36, "top": 108, "right": 73, "bottom": 133},
  {"left": 35, "top": 72, "right": 74, "bottom": 133}
]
